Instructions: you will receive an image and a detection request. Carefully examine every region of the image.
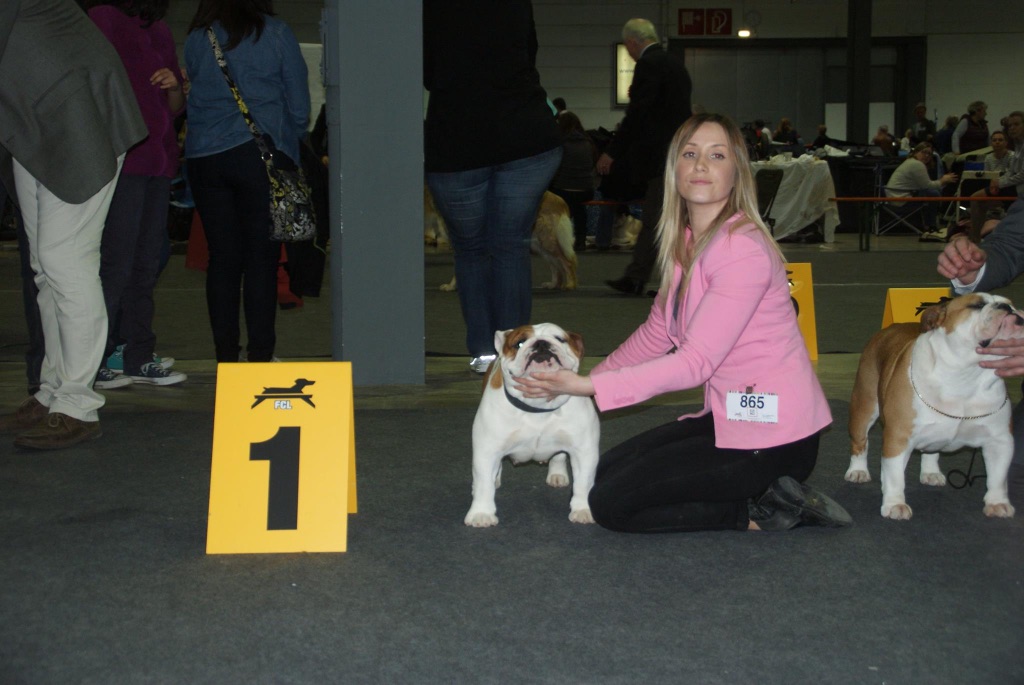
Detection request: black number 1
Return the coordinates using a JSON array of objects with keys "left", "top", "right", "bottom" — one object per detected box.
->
[{"left": 250, "top": 426, "right": 300, "bottom": 530}]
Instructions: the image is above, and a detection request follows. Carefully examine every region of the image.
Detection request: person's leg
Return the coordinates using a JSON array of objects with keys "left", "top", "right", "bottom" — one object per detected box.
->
[
  {"left": 589, "top": 413, "right": 819, "bottom": 533},
  {"left": 14, "top": 157, "right": 119, "bottom": 423},
  {"left": 99, "top": 174, "right": 147, "bottom": 370},
  {"left": 120, "top": 176, "right": 171, "bottom": 373},
  {"left": 427, "top": 167, "right": 496, "bottom": 357},
  {"left": 551, "top": 187, "right": 592, "bottom": 251},
  {"left": 189, "top": 152, "right": 245, "bottom": 363},
  {"left": 8, "top": 192, "right": 43, "bottom": 395},
  {"left": 488, "top": 146, "right": 563, "bottom": 333},
  {"left": 609, "top": 176, "right": 661, "bottom": 293},
  {"left": 912, "top": 187, "right": 940, "bottom": 231}
]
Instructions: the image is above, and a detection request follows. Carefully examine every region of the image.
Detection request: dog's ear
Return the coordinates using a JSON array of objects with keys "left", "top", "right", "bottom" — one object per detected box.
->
[
  {"left": 567, "top": 331, "right": 585, "bottom": 359},
  {"left": 493, "top": 329, "right": 509, "bottom": 355},
  {"left": 919, "top": 303, "right": 946, "bottom": 332}
]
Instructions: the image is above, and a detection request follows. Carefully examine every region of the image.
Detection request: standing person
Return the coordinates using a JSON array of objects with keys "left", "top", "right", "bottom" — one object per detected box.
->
[
  {"left": 184, "top": 0, "right": 310, "bottom": 364},
  {"left": 424, "top": 0, "right": 563, "bottom": 373},
  {"left": 952, "top": 101, "right": 990, "bottom": 155},
  {"left": 0, "top": 0, "right": 147, "bottom": 449},
  {"left": 86, "top": 0, "right": 187, "bottom": 388},
  {"left": 968, "top": 118, "right": 1023, "bottom": 242},
  {"left": 934, "top": 115, "right": 959, "bottom": 156},
  {"left": 909, "top": 102, "right": 936, "bottom": 145},
  {"left": 937, "top": 199, "right": 1024, "bottom": 501},
  {"left": 516, "top": 114, "right": 848, "bottom": 533},
  {"left": 549, "top": 112, "right": 598, "bottom": 252},
  {"left": 601, "top": 18, "right": 692, "bottom": 297}
]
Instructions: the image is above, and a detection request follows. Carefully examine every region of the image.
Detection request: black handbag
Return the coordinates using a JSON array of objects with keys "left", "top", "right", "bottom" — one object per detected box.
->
[{"left": 206, "top": 27, "right": 315, "bottom": 242}]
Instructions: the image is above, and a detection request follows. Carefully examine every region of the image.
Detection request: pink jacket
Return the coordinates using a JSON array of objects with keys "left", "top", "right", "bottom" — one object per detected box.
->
[{"left": 590, "top": 213, "right": 831, "bottom": 449}]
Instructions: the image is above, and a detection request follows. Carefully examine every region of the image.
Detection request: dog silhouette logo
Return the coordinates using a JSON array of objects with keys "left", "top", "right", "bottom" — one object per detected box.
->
[{"left": 251, "top": 378, "right": 316, "bottom": 408}]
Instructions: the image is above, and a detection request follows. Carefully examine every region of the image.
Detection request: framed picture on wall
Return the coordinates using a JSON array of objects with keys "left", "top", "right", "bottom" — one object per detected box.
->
[{"left": 614, "top": 43, "right": 634, "bottom": 108}]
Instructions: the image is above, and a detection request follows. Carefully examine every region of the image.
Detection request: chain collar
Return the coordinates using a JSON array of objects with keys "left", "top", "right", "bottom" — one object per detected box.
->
[{"left": 909, "top": 359, "right": 1008, "bottom": 420}]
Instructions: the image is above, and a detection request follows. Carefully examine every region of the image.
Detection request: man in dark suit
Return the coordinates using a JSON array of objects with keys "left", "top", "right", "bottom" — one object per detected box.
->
[
  {"left": 599, "top": 18, "right": 692, "bottom": 295},
  {"left": 0, "top": 0, "right": 147, "bottom": 449}
]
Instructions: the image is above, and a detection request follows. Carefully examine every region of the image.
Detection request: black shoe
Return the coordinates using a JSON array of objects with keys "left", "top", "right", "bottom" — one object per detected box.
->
[
  {"left": 606, "top": 276, "right": 644, "bottom": 295},
  {"left": 747, "top": 499, "right": 801, "bottom": 531},
  {"left": 762, "top": 476, "right": 852, "bottom": 528}
]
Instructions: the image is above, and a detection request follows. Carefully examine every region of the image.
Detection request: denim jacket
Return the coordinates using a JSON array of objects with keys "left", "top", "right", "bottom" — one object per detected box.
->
[{"left": 184, "top": 16, "right": 309, "bottom": 165}]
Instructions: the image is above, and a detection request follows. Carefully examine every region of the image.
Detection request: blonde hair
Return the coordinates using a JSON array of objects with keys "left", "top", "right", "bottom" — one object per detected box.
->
[{"left": 654, "top": 113, "right": 784, "bottom": 298}]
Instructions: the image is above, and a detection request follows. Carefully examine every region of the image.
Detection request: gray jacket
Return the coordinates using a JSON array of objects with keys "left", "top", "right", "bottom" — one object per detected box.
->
[
  {"left": 973, "top": 200, "right": 1024, "bottom": 292},
  {"left": 0, "top": 0, "right": 148, "bottom": 203}
]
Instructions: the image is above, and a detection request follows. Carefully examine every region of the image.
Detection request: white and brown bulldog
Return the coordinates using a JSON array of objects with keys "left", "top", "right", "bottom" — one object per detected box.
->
[
  {"left": 846, "top": 292, "right": 1024, "bottom": 520},
  {"left": 464, "top": 323, "right": 600, "bottom": 527}
]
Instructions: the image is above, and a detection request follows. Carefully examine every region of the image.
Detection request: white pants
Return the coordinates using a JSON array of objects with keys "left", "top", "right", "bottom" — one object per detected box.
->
[{"left": 13, "top": 157, "right": 123, "bottom": 422}]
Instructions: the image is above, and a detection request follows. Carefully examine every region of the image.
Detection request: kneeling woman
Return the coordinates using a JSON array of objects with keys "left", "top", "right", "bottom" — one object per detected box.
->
[{"left": 515, "top": 113, "right": 849, "bottom": 532}]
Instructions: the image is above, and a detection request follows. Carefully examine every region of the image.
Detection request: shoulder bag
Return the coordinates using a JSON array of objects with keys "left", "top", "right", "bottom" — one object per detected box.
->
[{"left": 206, "top": 27, "right": 316, "bottom": 242}]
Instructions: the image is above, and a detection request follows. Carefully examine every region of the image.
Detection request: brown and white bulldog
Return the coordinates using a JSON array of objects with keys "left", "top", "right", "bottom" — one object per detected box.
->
[
  {"left": 845, "top": 292, "right": 1024, "bottom": 520},
  {"left": 464, "top": 323, "right": 600, "bottom": 527}
]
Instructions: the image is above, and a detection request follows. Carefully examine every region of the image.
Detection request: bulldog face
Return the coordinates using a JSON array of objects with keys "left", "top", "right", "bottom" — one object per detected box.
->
[
  {"left": 493, "top": 323, "right": 585, "bottom": 410},
  {"left": 921, "top": 293, "right": 1024, "bottom": 349}
]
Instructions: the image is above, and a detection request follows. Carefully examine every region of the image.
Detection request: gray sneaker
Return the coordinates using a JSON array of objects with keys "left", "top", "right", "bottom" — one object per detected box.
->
[
  {"left": 126, "top": 362, "right": 187, "bottom": 386},
  {"left": 95, "top": 367, "right": 133, "bottom": 390}
]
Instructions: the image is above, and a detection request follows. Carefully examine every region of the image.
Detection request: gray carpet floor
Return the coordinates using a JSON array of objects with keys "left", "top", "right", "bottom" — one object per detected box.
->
[{"left": 1, "top": 237, "right": 1023, "bottom": 683}]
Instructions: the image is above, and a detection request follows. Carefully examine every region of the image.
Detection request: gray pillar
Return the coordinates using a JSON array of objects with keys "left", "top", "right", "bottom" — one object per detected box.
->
[
  {"left": 322, "top": 1, "right": 424, "bottom": 385},
  {"left": 846, "top": 0, "right": 872, "bottom": 144}
]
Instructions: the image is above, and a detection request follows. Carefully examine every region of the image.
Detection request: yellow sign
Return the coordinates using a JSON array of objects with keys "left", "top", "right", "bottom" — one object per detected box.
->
[
  {"left": 880, "top": 287, "right": 951, "bottom": 328},
  {"left": 787, "top": 263, "right": 818, "bottom": 361},
  {"left": 206, "top": 362, "right": 357, "bottom": 554}
]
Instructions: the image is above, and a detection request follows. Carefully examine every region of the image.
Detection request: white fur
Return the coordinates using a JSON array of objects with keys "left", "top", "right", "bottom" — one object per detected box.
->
[{"left": 465, "top": 323, "right": 600, "bottom": 527}]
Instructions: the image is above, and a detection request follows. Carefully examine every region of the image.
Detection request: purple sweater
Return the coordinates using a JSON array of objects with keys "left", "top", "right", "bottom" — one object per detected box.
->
[{"left": 88, "top": 6, "right": 183, "bottom": 178}]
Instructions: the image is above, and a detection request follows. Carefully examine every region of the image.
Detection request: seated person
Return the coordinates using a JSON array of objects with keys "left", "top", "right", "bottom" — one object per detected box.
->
[
  {"left": 871, "top": 125, "right": 897, "bottom": 156},
  {"left": 885, "top": 142, "right": 958, "bottom": 234},
  {"left": 811, "top": 124, "right": 833, "bottom": 149},
  {"left": 969, "top": 112, "right": 1024, "bottom": 241},
  {"left": 772, "top": 118, "right": 801, "bottom": 146}
]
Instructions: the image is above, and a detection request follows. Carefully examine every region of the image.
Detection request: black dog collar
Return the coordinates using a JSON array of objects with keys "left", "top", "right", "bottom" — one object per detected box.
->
[{"left": 504, "top": 385, "right": 558, "bottom": 413}]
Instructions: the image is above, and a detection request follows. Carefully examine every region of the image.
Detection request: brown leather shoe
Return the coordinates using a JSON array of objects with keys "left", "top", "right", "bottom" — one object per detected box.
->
[
  {"left": 14, "top": 412, "right": 102, "bottom": 450},
  {"left": 0, "top": 396, "right": 49, "bottom": 433}
]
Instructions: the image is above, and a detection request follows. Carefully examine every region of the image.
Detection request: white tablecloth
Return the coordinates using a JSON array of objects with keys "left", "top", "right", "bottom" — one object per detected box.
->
[{"left": 752, "top": 157, "right": 838, "bottom": 242}]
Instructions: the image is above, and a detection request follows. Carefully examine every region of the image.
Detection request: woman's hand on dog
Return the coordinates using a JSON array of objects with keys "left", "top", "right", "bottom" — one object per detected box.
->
[{"left": 514, "top": 370, "right": 594, "bottom": 400}]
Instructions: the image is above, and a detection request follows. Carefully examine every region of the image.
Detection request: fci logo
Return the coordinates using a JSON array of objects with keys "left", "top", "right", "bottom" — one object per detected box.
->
[{"left": 251, "top": 378, "right": 316, "bottom": 409}]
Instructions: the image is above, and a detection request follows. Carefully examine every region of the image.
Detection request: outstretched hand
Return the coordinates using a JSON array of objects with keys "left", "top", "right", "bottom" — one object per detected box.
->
[
  {"left": 978, "top": 338, "right": 1024, "bottom": 378},
  {"left": 937, "top": 234, "right": 987, "bottom": 283},
  {"left": 513, "top": 369, "right": 594, "bottom": 401}
]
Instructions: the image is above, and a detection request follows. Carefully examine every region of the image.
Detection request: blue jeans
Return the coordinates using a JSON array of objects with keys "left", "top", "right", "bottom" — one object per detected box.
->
[{"left": 427, "top": 146, "right": 562, "bottom": 356}]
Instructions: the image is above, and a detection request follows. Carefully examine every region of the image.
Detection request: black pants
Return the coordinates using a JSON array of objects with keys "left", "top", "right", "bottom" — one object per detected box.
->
[
  {"left": 589, "top": 413, "right": 820, "bottom": 533},
  {"left": 188, "top": 141, "right": 279, "bottom": 363},
  {"left": 99, "top": 174, "right": 170, "bottom": 374},
  {"left": 3, "top": 185, "right": 43, "bottom": 394},
  {"left": 623, "top": 176, "right": 663, "bottom": 285}
]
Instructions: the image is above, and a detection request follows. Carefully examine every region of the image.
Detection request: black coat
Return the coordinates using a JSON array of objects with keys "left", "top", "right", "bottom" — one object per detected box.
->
[{"left": 607, "top": 44, "right": 693, "bottom": 184}]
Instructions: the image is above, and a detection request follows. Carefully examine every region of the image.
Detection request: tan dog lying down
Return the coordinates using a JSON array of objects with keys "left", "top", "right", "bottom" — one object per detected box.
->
[
  {"left": 425, "top": 189, "right": 578, "bottom": 291},
  {"left": 846, "top": 293, "right": 1023, "bottom": 520}
]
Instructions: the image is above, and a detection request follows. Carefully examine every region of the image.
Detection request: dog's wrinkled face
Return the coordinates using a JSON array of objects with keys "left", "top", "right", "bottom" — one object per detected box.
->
[
  {"left": 494, "top": 323, "right": 584, "bottom": 410},
  {"left": 921, "top": 293, "right": 1024, "bottom": 349}
]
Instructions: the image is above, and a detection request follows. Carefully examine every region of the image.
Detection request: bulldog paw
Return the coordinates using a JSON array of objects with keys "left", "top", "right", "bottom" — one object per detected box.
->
[
  {"left": 844, "top": 469, "right": 871, "bottom": 484},
  {"left": 546, "top": 473, "right": 569, "bottom": 488},
  {"left": 983, "top": 502, "right": 1015, "bottom": 518},
  {"left": 569, "top": 508, "right": 595, "bottom": 524},
  {"left": 920, "top": 471, "right": 947, "bottom": 487},
  {"left": 881, "top": 502, "right": 913, "bottom": 520},
  {"left": 464, "top": 511, "right": 499, "bottom": 527}
]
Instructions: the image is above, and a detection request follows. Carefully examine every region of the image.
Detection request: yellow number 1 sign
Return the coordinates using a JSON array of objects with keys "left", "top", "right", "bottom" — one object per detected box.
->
[{"left": 206, "top": 362, "right": 357, "bottom": 554}]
